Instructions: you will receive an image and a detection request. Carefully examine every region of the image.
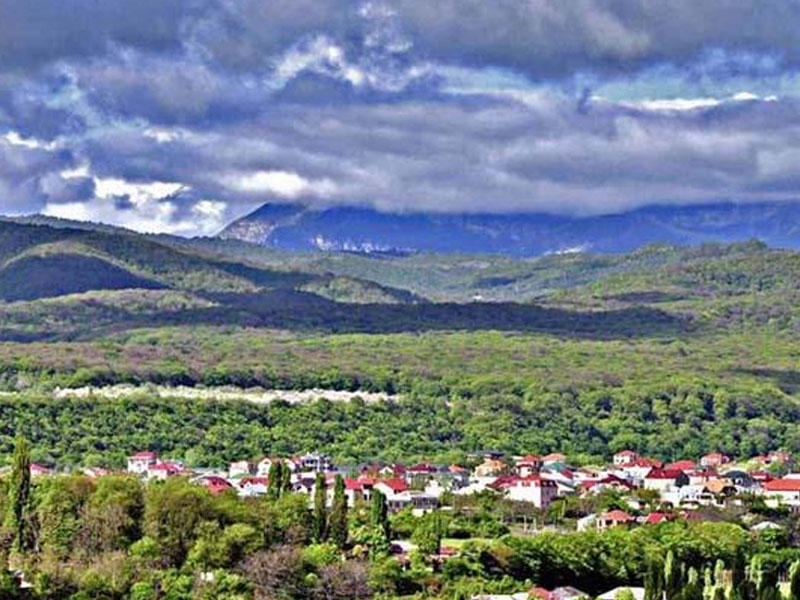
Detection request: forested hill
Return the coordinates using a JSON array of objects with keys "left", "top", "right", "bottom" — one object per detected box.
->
[{"left": 0, "top": 220, "right": 799, "bottom": 465}]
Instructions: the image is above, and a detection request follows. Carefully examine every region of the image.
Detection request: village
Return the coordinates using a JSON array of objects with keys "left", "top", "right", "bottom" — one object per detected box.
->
[{"left": 106, "top": 448, "right": 799, "bottom": 526}]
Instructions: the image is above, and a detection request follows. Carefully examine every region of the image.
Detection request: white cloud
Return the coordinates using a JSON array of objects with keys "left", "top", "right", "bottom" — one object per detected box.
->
[{"left": 222, "top": 169, "right": 337, "bottom": 198}]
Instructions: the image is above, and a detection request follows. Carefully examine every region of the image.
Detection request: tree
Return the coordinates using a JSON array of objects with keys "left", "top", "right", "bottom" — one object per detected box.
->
[
  {"left": 412, "top": 511, "right": 443, "bottom": 558},
  {"left": 267, "top": 462, "right": 282, "bottom": 501},
  {"left": 663, "top": 550, "right": 683, "bottom": 600},
  {"left": 281, "top": 463, "right": 293, "bottom": 496},
  {"left": 313, "top": 473, "right": 328, "bottom": 543},
  {"left": 370, "top": 489, "right": 390, "bottom": 541},
  {"left": 144, "top": 478, "right": 212, "bottom": 567},
  {"left": 314, "top": 561, "right": 372, "bottom": 600},
  {"left": 789, "top": 560, "right": 800, "bottom": 600},
  {"left": 644, "top": 555, "right": 664, "bottom": 600},
  {"left": 329, "top": 475, "right": 348, "bottom": 550},
  {"left": 4, "top": 435, "right": 32, "bottom": 554}
]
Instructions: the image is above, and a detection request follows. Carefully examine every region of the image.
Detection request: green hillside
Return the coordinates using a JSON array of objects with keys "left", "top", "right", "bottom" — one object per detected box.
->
[{"left": 1, "top": 220, "right": 800, "bottom": 466}]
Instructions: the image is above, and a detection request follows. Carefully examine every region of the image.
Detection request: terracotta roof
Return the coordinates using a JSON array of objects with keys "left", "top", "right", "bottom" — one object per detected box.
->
[
  {"left": 377, "top": 478, "right": 408, "bottom": 493},
  {"left": 646, "top": 468, "right": 684, "bottom": 480},
  {"left": 239, "top": 476, "right": 269, "bottom": 486},
  {"left": 601, "top": 509, "right": 634, "bottom": 523},
  {"left": 131, "top": 451, "right": 157, "bottom": 459},
  {"left": 644, "top": 512, "right": 672, "bottom": 525},
  {"left": 764, "top": 478, "right": 800, "bottom": 492},
  {"left": 615, "top": 450, "right": 638, "bottom": 457},
  {"left": 517, "top": 454, "right": 542, "bottom": 464},
  {"left": 666, "top": 460, "right": 697, "bottom": 471}
]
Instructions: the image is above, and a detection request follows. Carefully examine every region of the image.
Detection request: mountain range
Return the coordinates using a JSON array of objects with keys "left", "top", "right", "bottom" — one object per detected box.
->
[{"left": 219, "top": 201, "right": 800, "bottom": 256}]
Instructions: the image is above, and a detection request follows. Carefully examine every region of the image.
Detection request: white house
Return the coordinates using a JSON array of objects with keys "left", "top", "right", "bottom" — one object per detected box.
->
[
  {"left": 127, "top": 451, "right": 157, "bottom": 475},
  {"left": 503, "top": 477, "right": 558, "bottom": 509}
]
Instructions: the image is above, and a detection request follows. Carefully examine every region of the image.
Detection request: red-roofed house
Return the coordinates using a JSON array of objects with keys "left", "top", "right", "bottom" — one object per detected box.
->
[
  {"left": 238, "top": 476, "right": 270, "bottom": 497},
  {"left": 516, "top": 454, "right": 543, "bottom": 477},
  {"left": 763, "top": 477, "right": 800, "bottom": 503},
  {"left": 147, "top": 462, "right": 183, "bottom": 481},
  {"left": 198, "top": 475, "right": 234, "bottom": 495},
  {"left": 581, "top": 475, "right": 634, "bottom": 495},
  {"left": 666, "top": 460, "right": 697, "bottom": 472},
  {"left": 643, "top": 468, "right": 690, "bottom": 491},
  {"left": 643, "top": 512, "right": 674, "bottom": 525},
  {"left": 613, "top": 450, "right": 639, "bottom": 466},
  {"left": 344, "top": 478, "right": 375, "bottom": 506},
  {"left": 597, "top": 509, "right": 634, "bottom": 530},
  {"left": 374, "top": 478, "right": 408, "bottom": 499},
  {"left": 700, "top": 453, "right": 731, "bottom": 468},
  {"left": 127, "top": 451, "right": 157, "bottom": 475}
]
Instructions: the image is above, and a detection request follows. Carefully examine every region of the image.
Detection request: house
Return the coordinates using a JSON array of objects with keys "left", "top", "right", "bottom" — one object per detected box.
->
[
  {"left": 127, "top": 451, "right": 158, "bottom": 475},
  {"left": 383, "top": 490, "right": 438, "bottom": 514},
  {"left": 515, "top": 454, "right": 543, "bottom": 476},
  {"left": 542, "top": 453, "right": 566, "bottom": 465},
  {"left": 763, "top": 477, "right": 800, "bottom": 504},
  {"left": 581, "top": 475, "right": 633, "bottom": 495},
  {"left": 299, "top": 452, "right": 333, "bottom": 473},
  {"left": 643, "top": 468, "right": 689, "bottom": 492},
  {"left": 613, "top": 450, "right": 639, "bottom": 466},
  {"left": 719, "top": 470, "right": 754, "bottom": 489},
  {"left": 374, "top": 478, "right": 410, "bottom": 510},
  {"left": 498, "top": 476, "right": 558, "bottom": 509},
  {"left": 228, "top": 460, "right": 253, "bottom": 478},
  {"left": 665, "top": 460, "right": 697, "bottom": 472},
  {"left": 147, "top": 462, "right": 183, "bottom": 481},
  {"left": 474, "top": 458, "right": 508, "bottom": 477},
  {"left": 238, "top": 476, "right": 270, "bottom": 497},
  {"left": 196, "top": 475, "right": 234, "bottom": 495},
  {"left": 406, "top": 463, "right": 439, "bottom": 482},
  {"left": 643, "top": 512, "right": 673, "bottom": 525},
  {"left": 596, "top": 509, "right": 634, "bottom": 531},
  {"left": 700, "top": 453, "right": 731, "bottom": 468},
  {"left": 344, "top": 478, "right": 374, "bottom": 506}
]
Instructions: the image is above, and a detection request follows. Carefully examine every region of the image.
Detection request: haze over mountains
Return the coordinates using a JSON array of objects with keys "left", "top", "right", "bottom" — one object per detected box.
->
[{"left": 219, "top": 201, "right": 800, "bottom": 256}]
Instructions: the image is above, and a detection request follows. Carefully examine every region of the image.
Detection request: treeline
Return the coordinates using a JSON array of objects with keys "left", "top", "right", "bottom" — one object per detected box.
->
[{"left": 0, "top": 378, "right": 798, "bottom": 468}]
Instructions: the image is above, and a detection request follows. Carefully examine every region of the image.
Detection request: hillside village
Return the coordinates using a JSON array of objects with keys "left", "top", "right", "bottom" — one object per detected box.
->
[{"left": 110, "top": 448, "right": 800, "bottom": 525}]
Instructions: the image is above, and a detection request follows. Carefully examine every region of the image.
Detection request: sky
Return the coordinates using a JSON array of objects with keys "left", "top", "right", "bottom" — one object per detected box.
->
[{"left": 3, "top": 1, "right": 800, "bottom": 236}]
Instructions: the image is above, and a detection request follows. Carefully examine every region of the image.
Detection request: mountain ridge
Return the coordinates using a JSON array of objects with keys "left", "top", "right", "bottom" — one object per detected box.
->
[{"left": 218, "top": 200, "right": 800, "bottom": 256}]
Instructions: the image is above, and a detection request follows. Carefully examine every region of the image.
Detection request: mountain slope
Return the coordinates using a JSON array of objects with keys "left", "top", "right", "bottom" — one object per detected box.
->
[{"left": 218, "top": 201, "right": 800, "bottom": 256}]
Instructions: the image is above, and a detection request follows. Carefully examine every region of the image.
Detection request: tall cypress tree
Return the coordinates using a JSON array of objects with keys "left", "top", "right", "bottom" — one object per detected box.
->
[
  {"left": 267, "top": 461, "right": 281, "bottom": 501},
  {"left": 789, "top": 560, "right": 800, "bottom": 600},
  {"left": 312, "top": 473, "right": 328, "bottom": 543},
  {"left": 644, "top": 555, "right": 664, "bottom": 600},
  {"left": 370, "top": 488, "right": 390, "bottom": 541},
  {"left": 329, "top": 475, "right": 348, "bottom": 549},
  {"left": 281, "top": 462, "right": 293, "bottom": 496},
  {"left": 4, "top": 435, "right": 31, "bottom": 554},
  {"left": 664, "top": 550, "right": 684, "bottom": 600}
]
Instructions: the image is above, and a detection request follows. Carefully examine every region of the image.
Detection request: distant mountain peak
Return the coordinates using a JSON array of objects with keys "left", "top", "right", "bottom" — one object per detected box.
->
[{"left": 217, "top": 201, "right": 800, "bottom": 256}]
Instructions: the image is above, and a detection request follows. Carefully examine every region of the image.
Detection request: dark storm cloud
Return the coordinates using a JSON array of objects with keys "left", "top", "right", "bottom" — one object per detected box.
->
[
  {"left": 392, "top": 0, "right": 800, "bottom": 79},
  {"left": 3, "top": 1, "right": 800, "bottom": 234}
]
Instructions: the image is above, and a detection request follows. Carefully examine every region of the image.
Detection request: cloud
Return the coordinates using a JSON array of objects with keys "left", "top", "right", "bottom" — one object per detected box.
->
[
  {"left": 223, "top": 170, "right": 338, "bottom": 199},
  {"left": 4, "top": 1, "right": 800, "bottom": 235}
]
